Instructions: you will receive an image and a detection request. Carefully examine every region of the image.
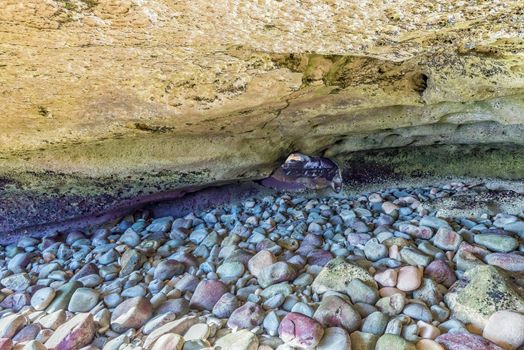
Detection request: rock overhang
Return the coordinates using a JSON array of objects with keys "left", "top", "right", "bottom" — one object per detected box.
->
[{"left": 0, "top": 0, "right": 523, "bottom": 235}]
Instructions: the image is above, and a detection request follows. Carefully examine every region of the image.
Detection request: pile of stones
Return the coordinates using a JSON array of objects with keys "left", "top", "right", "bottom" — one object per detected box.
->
[{"left": 0, "top": 182, "right": 523, "bottom": 350}]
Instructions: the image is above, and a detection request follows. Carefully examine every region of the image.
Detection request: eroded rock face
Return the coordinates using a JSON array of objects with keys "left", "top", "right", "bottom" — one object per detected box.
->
[{"left": 0, "top": 1, "right": 523, "bottom": 235}]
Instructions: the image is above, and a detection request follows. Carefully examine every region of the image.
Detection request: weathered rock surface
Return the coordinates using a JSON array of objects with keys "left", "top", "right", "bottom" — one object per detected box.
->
[
  {"left": 0, "top": 1, "right": 523, "bottom": 235},
  {"left": 444, "top": 265, "right": 524, "bottom": 329},
  {"left": 44, "top": 313, "right": 95, "bottom": 350},
  {"left": 312, "top": 257, "right": 377, "bottom": 294}
]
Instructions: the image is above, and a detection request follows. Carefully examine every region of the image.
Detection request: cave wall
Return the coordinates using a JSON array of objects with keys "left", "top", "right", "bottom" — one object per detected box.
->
[{"left": 0, "top": 0, "right": 523, "bottom": 234}]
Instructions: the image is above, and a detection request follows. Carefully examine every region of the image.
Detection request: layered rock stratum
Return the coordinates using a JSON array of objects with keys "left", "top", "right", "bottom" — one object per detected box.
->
[{"left": 0, "top": 1, "right": 523, "bottom": 234}]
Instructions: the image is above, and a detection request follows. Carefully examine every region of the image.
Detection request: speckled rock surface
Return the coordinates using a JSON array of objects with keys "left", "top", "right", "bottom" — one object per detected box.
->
[
  {"left": 444, "top": 265, "right": 524, "bottom": 329},
  {"left": 0, "top": 0, "right": 523, "bottom": 235}
]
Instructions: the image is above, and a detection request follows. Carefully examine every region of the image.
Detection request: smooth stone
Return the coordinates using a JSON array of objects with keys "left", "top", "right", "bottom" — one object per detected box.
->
[
  {"left": 380, "top": 287, "right": 406, "bottom": 297},
  {"left": 189, "top": 280, "right": 228, "bottom": 311},
  {"left": 142, "top": 312, "right": 177, "bottom": 335},
  {"left": 119, "top": 249, "right": 144, "bottom": 277},
  {"left": 155, "top": 298, "right": 189, "bottom": 316},
  {"left": 119, "top": 229, "right": 141, "bottom": 247},
  {"left": 376, "top": 294, "right": 405, "bottom": 316},
  {"left": 385, "top": 318, "right": 403, "bottom": 336},
  {"left": 433, "top": 228, "right": 463, "bottom": 251},
  {"left": 503, "top": 221, "right": 524, "bottom": 236},
  {"left": 413, "top": 278, "right": 442, "bottom": 305},
  {"left": 0, "top": 314, "right": 27, "bottom": 338},
  {"left": 430, "top": 305, "right": 450, "bottom": 322},
  {"left": 362, "top": 311, "right": 388, "bottom": 335},
  {"left": 350, "top": 331, "right": 379, "bottom": 350},
  {"left": 30, "top": 287, "right": 56, "bottom": 311},
  {"left": 376, "top": 334, "right": 416, "bottom": 350},
  {"left": 424, "top": 260, "right": 456, "bottom": 287},
  {"left": 293, "top": 273, "right": 314, "bottom": 287},
  {"left": 212, "top": 293, "right": 239, "bottom": 318},
  {"left": 417, "top": 321, "right": 441, "bottom": 340},
  {"left": 0, "top": 293, "right": 30, "bottom": 312},
  {"left": 259, "top": 282, "right": 293, "bottom": 299},
  {"left": 227, "top": 302, "right": 265, "bottom": 329},
  {"left": 45, "top": 313, "right": 96, "bottom": 350},
  {"left": 364, "top": 239, "right": 388, "bottom": 261},
  {"left": 98, "top": 249, "right": 119, "bottom": 265},
  {"left": 400, "top": 247, "right": 432, "bottom": 267},
  {"left": 72, "top": 263, "right": 99, "bottom": 281},
  {"left": 317, "top": 327, "right": 351, "bottom": 350},
  {"left": 353, "top": 303, "right": 377, "bottom": 319},
  {"left": 1, "top": 273, "right": 31, "bottom": 292},
  {"left": 151, "top": 333, "right": 184, "bottom": 350},
  {"left": 313, "top": 295, "right": 361, "bottom": 332},
  {"left": 13, "top": 324, "right": 41, "bottom": 342},
  {"left": 184, "top": 323, "right": 210, "bottom": 341},
  {"left": 419, "top": 217, "right": 451, "bottom": 230},
  {"left": 396, "top": 266, "right": 422, "bottom": 292},
  {"left": 68, "top": 288, "right": 100, "bottom": 312},
  {"left": 257, "top": 262, "right": 296, "bottom": 288},
  {"left": 154, "top": 260, "right": 185, "bottom": 280},
  {"left": 174, "top": 274, "right": 200, "bottom": 293},
  {"left": 38, "top": 310, "right": 66, "bottom": 330},
  {"left": 248, "top": 251, "right": 277, "bottom": 277},
  {"left": 374, "top": 269, "right": 398, "bottom": 287},
  {"left": 474, "top": 234, "right": 518, "bottom": 253},
  {"left": 103, "top": 293, "right": 122, "bottom": 308},
  {"left": 438, "top": 319, "right": 468, "bottom": 334},
  {"left": 263, "top": 294, "right": 285, "bottom": 309},
  {"left": 46, "top": 281, "right": 83, "bottom": 313},
  {"left": 147, "top": 216, "right": 173, "bottom": 233},
  {"left": 94, "top": 308, "right": 111, "bottom": 333},
  {"left": 20, "top": 340, "right": 47, "bottom": 350},
  {"left": 279, "top": 312, "right": 324, "bottom": 349},
  {"left": 77, "top": 274, "right": 103, "bottom": 288},
  {"left": 102, "top": 333, "right": 128, "bottom": 350},
  {"left": 7, "top": 253, "right": 32, "bottom": 274},
  {"left": 290, "top": 302, "right": 314, "bottom": 317},
  {"left": 483, "top": 310, "right": 524, "bottom": 350},
  {"left": 121, "top": 284, "right": 146, "bottom": 298},
  {"left": 312, "top": 257, "right": 377, "bottom": 295},
  {"left": 484, "top": 253, "right": 524, "bottom": 272},
  {"left": 263, "top": 311, "right": 280, "bottom": 336},
  {"left": 403, "top": 303, "right": 432, "bottom": 323},
  {"left": 217, "top": 262, "right": 245, "bottom": 282},
  {"left": 110, "top": 296, "right": 153, "bottom": 333},
  {"left": 436, "top": 333, "right": 504, "bottom": 350},
  {"left": 143, "top": 316, "right": 198, "bottom": 349},
  {"left": 347, "top": 278, "right": 379, "bottom": 304},
  {"left": 416, "top": 339, "right": 444, "bottom": 350},
  {"left": 307, "top": 249, "right": 333, "bottom": 266},
  {"left": 214, "top": 329, "right": 259, "bottom": 350}
]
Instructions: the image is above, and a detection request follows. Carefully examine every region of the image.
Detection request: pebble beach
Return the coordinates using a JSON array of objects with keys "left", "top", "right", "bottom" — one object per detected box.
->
[{"left": 0, "top": 182, "right": 523, "bottom": 350}]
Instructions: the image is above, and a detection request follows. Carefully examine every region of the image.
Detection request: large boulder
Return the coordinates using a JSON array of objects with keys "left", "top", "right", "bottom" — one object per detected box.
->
[
  {"left": 312, "top": 258, "right": 377, "bottom": 294},
  {"left": 444, "top": 265, "right": 524, "bottom": 329}
]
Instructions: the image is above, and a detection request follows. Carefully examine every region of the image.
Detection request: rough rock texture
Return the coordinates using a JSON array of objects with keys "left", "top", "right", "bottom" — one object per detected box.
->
[
  {"left": 444, "top": 265, "right": 524, "bottom": 329},
  {"left": 0, "top": 1, "right": 523, "bottom": 235}
]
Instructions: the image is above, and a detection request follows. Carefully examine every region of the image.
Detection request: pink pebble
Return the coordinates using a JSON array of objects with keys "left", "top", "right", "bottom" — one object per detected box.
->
[
  {"left": 417, "top": 320, "right": 441, "bottom": 339},
  {"left": 279, "top": 312, "right": 324, "bottom": 348},
  {"left": 389, "top": 245, "right": 401, "bottom": 260},
  {"left": 374, "top": 269, "right": 398, "bottom": 287},
  {"left": 379, "top": 287, "right": 406, "bottom": 297},
  {"left": 396, "top": 266, "right": 422, "bottom": 292}
]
